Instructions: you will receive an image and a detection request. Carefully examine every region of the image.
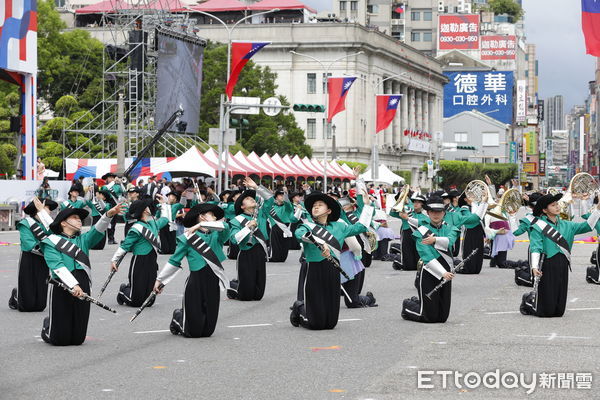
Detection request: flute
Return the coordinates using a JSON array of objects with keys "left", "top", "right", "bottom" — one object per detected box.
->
[
  {"left": 425, "top": 249, "right": 478, "bottom": 299},
  {"left": 303, "top": 231, "right": 350, "bottom": 281},
  {"left": 49, "top": 278, "right": 117, "bottom": 314},
  {"left": 130, "top": 283, "right": 164, "bottom": 322}
]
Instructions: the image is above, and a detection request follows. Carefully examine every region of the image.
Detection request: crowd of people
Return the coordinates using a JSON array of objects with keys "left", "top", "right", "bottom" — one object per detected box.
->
[{"left": 8, "top": 170, "right": 600, "bottom": 346}]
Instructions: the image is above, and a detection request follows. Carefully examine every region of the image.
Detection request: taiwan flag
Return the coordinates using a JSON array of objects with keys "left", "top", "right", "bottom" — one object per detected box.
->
[
  {"left": 582, "top": 0, "right": 600, "bottom": 56},
  {"left": 376, "top": 95, "right": 401, "bottom": 133},
  {"left": 395, "top": 4, "right": 405, "bottom": 14},
  {"left": 327, "top": 77, "right": 356, "bottom": 122},
  {"left": 225, "top": 41, "right": 270, "bottom": 99}
]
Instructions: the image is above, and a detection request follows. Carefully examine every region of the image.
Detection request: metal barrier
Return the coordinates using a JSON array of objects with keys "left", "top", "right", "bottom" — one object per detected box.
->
[{"left": 0, "top": 204, "right": 18, "bottom": 231}]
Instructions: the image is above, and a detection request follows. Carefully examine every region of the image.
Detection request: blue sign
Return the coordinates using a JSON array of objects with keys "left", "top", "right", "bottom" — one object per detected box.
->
[{"left": 443, "top": 71, "right": 514, "bottom": 124}]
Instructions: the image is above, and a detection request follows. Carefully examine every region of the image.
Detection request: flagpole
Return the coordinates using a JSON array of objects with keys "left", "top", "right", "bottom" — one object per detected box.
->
[
  {"left": 185, "top": 7, "right": 279, "bottom": 193},
  {"left": 289, "top": 51, "right": 363, "bottom": 192}
]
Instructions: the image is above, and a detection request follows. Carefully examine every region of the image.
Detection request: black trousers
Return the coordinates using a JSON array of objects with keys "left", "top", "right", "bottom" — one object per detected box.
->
[
  {"left": 490, "top": 251, "right": 507, "bottom": 268},
  {"left": 123, "top": 220, "right": 134, "bottom": 239},
  {"left": 342, "top": 269, "right": 372, "bottom": 308},
  {"left": 296, "top": 258, "right": 308, "bottom": 301},
  {"left": 159, "top": 225, "right": 177, "bottom": 255},
  {"left": 401, "top": 228, "right": 419, "bottom": 270},
  {"left": 91, "top": 215, "right": 106, "bottom": 250},
  {"left": 268, "top": 224, "right": 289, "bottom": 262},
  {"left": 402, "top": 258, "right": 452, "bottom": 323},
  {"left": 232, "top": 244, "right": 266, "bottom": 301},
  {"left": 298, "top": 259, "right": 341, "bottom": 330},
  {"left": 372, "top": 239, "right": 391, "bottom": 260},
  {"left": 461, "top": 224, "right": 484, "bottom": 274},
  {"left": 288, "top": 222, "right": 302, "bottom": 250},
  {"left": 15, "top": 251, "right": 48, "bottom": 312},
  {"left": 227, "top": 243, "right": 240, "bottom": 260},
  {"left": 172, "top": 267, "right": 220, "bottom": 338},
  {"left": 42, "top": 269, "right": 90, "bottom": 346},
  {"left": 118, "top": 250, "right": 158, "bottom": 307},
  {"left": 587, "top": 243, "right": 600, "bottom": 284},
  {"left": 521, "top": 253, "right": 569, "bottom": 317}
]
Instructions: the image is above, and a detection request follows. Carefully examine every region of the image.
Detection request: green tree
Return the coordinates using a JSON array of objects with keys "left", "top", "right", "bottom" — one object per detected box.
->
[
  {"left": 487, "top": 0, "right": 524, "bottom": 21},
  {"left": 0, "top": 146, "right": 14, "bottom": 177},
  {"left": 199, "top": 42, "right": 312, "bottom": 157}
]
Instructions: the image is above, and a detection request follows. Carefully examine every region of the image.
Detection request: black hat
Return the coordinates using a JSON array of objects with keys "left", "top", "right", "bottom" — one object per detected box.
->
[
  {"left": 127, "top": 199, "right": 153, "bottom": 220},
  {"left": 441, "top": 191, "right": 449, "bottom": 198},
  {"left": 527, "top": 192, "right": 543, "bottom": 208},
  {"left": 304, "top": 193, "right": 341, "bottom": 222},
  {"left": 235, "top": 190, "right": 256, "bottom": 215},
  {"left": 23, "top": 197, "right": 58, "bottom": 217},
  {"left": 68, "top": 186, "right": 80, "bottom": 194},
  {"left": 219, "top": 190, "right": 232, "bottom": 202},
  {"left": 227, "top": 190, "right": 241, "bottom": 203},
  {"left": 533, "top": 193, "right": 562, "bottom": 217},
  {"left": 458, "top": 192, "right": 468, "bottom": 207},
  {"left": 274, "top": 190, "right": 285, "bottom": 197},
  {"left": 288, "top": 191, "right": 301, "bottom": 200},
  {"left": 448, "top": 189, "right": 461, "bottom": 199},
  {"left": 424, "top": 196, "right": 446, "bottom": 212},
  {"left": 183, "top": 203, "right": 224, "bottom": 228},
  {"left": 101, "top": 172, "right": 116, "bottom": 180},
  {"left": 166, "top": 191, "right": 181, "bottom": 201},
  {"left": 49, "top": 207, "right": 89, "bottom": 234},
  {"left": 127, "top": 186, "right": 142, "bottom": 194},
  {"left": 411, "top": 193, "right": 426, "bottom": 203}
]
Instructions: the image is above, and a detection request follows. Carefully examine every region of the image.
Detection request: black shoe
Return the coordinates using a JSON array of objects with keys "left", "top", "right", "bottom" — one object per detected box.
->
[
  {"left": 170, "top": 310, "right": 182, "bottom": 335},
  {"left": 41, "top": 317, "right": 51, "bottom": 343},
  {"left": 117, "top": 283, "right": 127, "bottom": 305},
  {"left": 392, "top": 261, "right": 403, "bottom": 270},
  {"left": 108, "top": 240, "right": 117, "bottom": 245},
  {"left": 364, "top": 291, "right": 378, "bottom": 307},
  {"left": 226, "top": 288, "right": 237, "bottom": 299},
  {"left": 8, "top": 288, "right": 17, "bottom": 310},
  {"left": 410, "top": 296, "right": 419, "bottom": 302},
  {"left": 290, "top": 301, "right": 303, "bottom": 327}
]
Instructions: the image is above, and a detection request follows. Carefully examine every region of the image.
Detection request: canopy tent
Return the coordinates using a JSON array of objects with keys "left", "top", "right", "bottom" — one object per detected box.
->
[
  {"left": 359, "top": 164, "right": 405, "bottom": 185},
  {"left": 65, "top": 156, "right": 175, "bottom": 181},
  {"left": 137, "top": 0, "right": 192, "bottom": 11},
  {"left": 75, "top": 0, "right": 134, "bottom": 14},
  {"left": 247, "top": 152, "right": 275, "bottom": 177},
  {"left": 268, "top": 153, "right": 299, "bottom": 178},
  {"left": 152, "top": 146, "right": 216, "bottom": 177},
  {"left": 328, "top": 160, "right": 354, "bottom": 180},
  {"left": 246, "top": 0, "right": 317, "bottom": 13},
  {"left": 281, "top": 155, "right": 306, "bottom": 177},
  {"left": 234, "top": 151, "right": 271, "bottom": 177},
  {"left": 339, "top": 163, "right": 356, "bottom": 176},
  {"left": 260, "top": 153, "right": 293, "bottom": 178},
  {"left": 292, "top": 156, "right": 321, "bottom": 177},
  {"left": 204, "top": 148, "right": 249, "bottom": 176},
  {"left": 176, "top": 0, "right": 248, "bottom": 12}
]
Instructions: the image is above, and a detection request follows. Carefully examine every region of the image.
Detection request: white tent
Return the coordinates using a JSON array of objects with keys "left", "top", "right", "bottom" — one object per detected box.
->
[
  {"left": 152, "top": 147, "right": 216, "bottom": 177},
  {"left": 360, "top": 164, "right": 405, "bottom": 185}
]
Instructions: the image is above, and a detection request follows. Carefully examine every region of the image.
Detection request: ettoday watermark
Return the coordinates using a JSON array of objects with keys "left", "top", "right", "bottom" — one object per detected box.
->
[{"left": 417, "top": 370, "right": 593, "bottom": 394}]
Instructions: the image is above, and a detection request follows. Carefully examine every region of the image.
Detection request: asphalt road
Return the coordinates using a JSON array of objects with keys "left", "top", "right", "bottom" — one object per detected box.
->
[{"left": 0, "top": 221, "right": 599, "bottom": 399}]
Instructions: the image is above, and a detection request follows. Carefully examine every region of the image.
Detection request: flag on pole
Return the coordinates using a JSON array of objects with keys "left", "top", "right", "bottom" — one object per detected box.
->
[
  {"left": 582, "top": 0, "right": 600, "bottom": 56},
  {"left": 376, "top": 94, "right": 401, "bottom": 133},
  {"left": 327, "top": 77, "right": 356, "bottom": 122},
  {"left": 394, "top": 4, "right": 405, "bottom": 13},
  {"left": 225, "top": 41, "right": 270, "bottom": 99}
]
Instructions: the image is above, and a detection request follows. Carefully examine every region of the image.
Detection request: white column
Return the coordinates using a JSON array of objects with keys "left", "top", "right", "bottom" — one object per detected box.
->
[
  {"left": 422, "top": 92, "right": 429, "bottom": 134},
  {"left": 415, "top": 90, "right": 422, "bottom": 131},
  {"left": 401, "top": 84, "right": 409, "bottom": 149},
  {"left": 428, "top": 94, "right": 435, "bottom": 136},
  {"left": 392, "top": 80, "right": 400, "bottom": 146},
  {"left": 409, "top": 87, "right": 416, "bottom": 131}
]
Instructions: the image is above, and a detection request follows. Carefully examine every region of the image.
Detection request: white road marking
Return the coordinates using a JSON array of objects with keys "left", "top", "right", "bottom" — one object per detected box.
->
[
  {"left": 516, "top": 334, "right": 591, "bottom": 341},
  {"left": 486, "top": 306, "right": 600, "bottom": 315},
  {"left": 101, "top": 389, "right": 114, "bottom": 392},
  {"left": 227, "top": 323, "right": 272, "bottom": 328},
  {"left": 570, "top": 298, "right": 579, "bottom": 303},
  {"left": 134, "top": 329, "right": 170, "bottom": 334},
  {"left": 568, "top": 307, "right": 600, "bottom": 311},
  {"left": 338, "top": 318, "right": 362, "bottom": 322},
  {"left": 485, "top": 310, "right": 520, "bottom": 315}
]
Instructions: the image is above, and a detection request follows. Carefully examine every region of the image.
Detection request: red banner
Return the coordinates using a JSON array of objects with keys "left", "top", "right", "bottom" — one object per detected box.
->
[
  {"left": 481, "top": 35, "right": 516, "bottom": 60},
  {"left": 438, "top": 14, "right": 479, "bottom": 50}
]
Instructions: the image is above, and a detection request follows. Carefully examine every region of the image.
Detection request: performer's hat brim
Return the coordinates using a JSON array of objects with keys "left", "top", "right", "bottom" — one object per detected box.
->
[
  {"left": 304, "top": 193, "right": 341, "bottom": 222},
  {"left": 127, "top": 199, "right": 154, "bottom": 220},
  {"left": 183, "top": 203, "right": 224, "bottom": 228},
  {"left": 219, "top": 190, "right": 232, "bottom": 202},
  {"left": 424, "top": 196, "right": 446, "bottom": 212},
  {"left": 235, "top": 190, "right": 256, "bottom": 215},
  {"left": 68, "top": 186, "right": 80, "bottom": 194},
  {"left": 101, "top": 173, "right": 116, "bottom": 180},
  {"left": 23, "top": 198, "right": 58, "bottom": 217},
  {"left": 411, "top": 193, "right": 426, "bottom": 203},
  {"left": 227, "top": 190, "right": 241, "bottom": 203},
  {"left": 166, "top": 191, "right": 181, "bottom": 201},
  {"left": 527, "top": 192, "right": 543, "bottom": 208},
  {"left": 448, "top": 189, "right": 461, "bottom": 199},
  {"left": 49, "top": 208, "right": 89, "bottom": 234},
  {"left": 532, "top": 194, "right": 563, "bottom": 217}
]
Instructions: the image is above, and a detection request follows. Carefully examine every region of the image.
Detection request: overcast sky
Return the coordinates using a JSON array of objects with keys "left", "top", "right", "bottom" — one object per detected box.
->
[{"left": 304, "top": 0, "right": 596, "bottom": 112}]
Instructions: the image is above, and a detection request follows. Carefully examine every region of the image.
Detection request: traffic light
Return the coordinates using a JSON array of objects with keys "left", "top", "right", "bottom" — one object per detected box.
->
[
  {"left": 457, "top": 145, "right": 476, "bottom": 150},
  {"left": 230, "top": 117, "right": 249, "bottom": 127},
  {"left": 293, "top": 104, "right": 326, "bottom": 112}
]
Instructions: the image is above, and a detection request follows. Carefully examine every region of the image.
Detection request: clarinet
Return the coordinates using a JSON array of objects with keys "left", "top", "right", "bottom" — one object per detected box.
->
[
  {"left": 49, "top": 278, "right": 117, "bottom": 314},
  {"left": 97, "top": 269, "right": 117, "bottom": 299},
  {"left": 130, "top": 283, "right": 164, "bottom": 322},
  {"left": 303, "top": 231, "right": 350, "bottom": 280},
  {"left": 425, "top": 249, "right": 478, "bottom": 299},
  {"left": 531, "top": 254, "right": 546, "bottom": 310}
]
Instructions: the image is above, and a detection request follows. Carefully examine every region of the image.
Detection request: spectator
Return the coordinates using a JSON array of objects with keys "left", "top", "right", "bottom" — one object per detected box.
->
[{"left": 36, "top": 157, "right": 45, "bottom": 180}]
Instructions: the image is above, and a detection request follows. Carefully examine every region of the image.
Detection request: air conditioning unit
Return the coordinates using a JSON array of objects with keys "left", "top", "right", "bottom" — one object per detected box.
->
[{"left": 438, "top": 1, "right": 444, "bottom": 12}]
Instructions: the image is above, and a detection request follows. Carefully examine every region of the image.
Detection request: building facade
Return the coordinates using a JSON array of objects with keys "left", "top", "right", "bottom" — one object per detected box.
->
[{"left": 545, "top": 95, "right": 564, "bottom": 133}]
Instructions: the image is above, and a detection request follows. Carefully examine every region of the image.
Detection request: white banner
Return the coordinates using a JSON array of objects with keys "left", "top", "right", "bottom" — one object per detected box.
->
[
  {"left": 408, "top": 138, "right": 431, "bottom": 153},
  {"left": 516, "top": 80, "right": 527, "bottom": 123},
  {"left": 0, "top": 180, "right": 73, "bottom": 209}
]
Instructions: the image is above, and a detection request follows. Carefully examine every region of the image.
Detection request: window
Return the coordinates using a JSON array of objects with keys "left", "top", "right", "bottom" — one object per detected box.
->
[
  {"left": 307, "top": 119, "right": 316, "bottom": 139},
  {"left": 411, "top": 31, "right": 421, "bottom": 42},
  {"left": 367, "top": 4, "right": 379, "bottom": 13},
  {"left": 307, "top": 73, "right": 316, "bottom": 94},
  {"left": 454, "top": 132, "right": 468, "bottom": 143},
  {"left": 322, "top": 119, "right": 332, "bottom": 139},
  {"left": 322, "top": 72, "right": 332, "bottom": 93},
  {"left": 482, "top": 132, "right": 499, "bottom": 146},
  {"left": 423, "top": 11, "right": 432, "bottom": 21},
  {"left": 411, "top": 11, "right": 420, "bottom": 21},
  {"left": 423, "top": 31, "right": 432, "bottom": 42},
  {"left": 339, "top": 1, "right": 346, "bottom": 11},
  {"left": 350, "top": 1, "right": 358, "bottom": 11}
]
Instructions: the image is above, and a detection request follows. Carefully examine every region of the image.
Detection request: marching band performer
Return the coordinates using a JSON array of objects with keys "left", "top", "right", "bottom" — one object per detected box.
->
[
  {"left": 290, "top": 192, "right": 374, "bottom": 330},
  {"left": 102, "top": 173, "right": 126, "bottom": 245},
  {"left": 40, "top": 202, "right": 122, "bottom": 345},
  {"left": 60, "top": 186, "right": 86, "bottom": 210},
  {"left": 225, "top": 190, "right": 242, "bottom": 260},
  {"left": 157, "top": 191, "right": 184, "bottom": 254},
  {"left": 520, "top": 193, "right": 600, "bottom": 317},
  {"left": 585, "top": 197, "right": 600, "bottom": 284},
  {"left": 509, "top": 192, "right": 543, "bottom": 286},
  {"left": 288, "top": 192, "right": 305, "bottom": 251},
  {"left": 456, "top": 193, "right": 486, "bottom": 274},
  {"left": 393, "top": 193, "right": 428, "bottom": 271},
  {"left": 111, "top": 196, "right": 169, "bottom": 307},
  {"left": 154, "top": 203, "right": 231, "bottom": 338},
  {"left": 85, "top": 188, "right": 111, "bottom": 250},
  {"left": 227, "top": 178, "right": 274, "bottom": 301},
  {"left": 8, "top": 197, "right": 57, "bottom": 311},
  {"left": 123, "top": 186, "right": 142, "bottom": 238},
  {"left": 401, "top": 197, "right": 460, "bottom": 323},
  {"left": 267, "top": 189, "right": 294, "bottom": 263}
]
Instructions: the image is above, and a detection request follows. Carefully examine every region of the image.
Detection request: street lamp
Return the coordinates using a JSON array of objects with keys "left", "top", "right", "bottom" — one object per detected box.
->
[
  {"left": 185, "top": 7, "right": 280, "bottom": 193},
  {"left": 348, "top": 72, "right": 409, "bottom": 182},
  {"left": 289, "top": 50, "right": 364, "bottom": 191},
  {"left": 331, "top": 124, "right": 336, "bottom": 159}
]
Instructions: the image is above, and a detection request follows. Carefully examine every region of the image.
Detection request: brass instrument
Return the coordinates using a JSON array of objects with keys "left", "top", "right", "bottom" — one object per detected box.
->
[
  {"left": 391, "top": 184, "right": 411, "bottom": 212},
  {"left": 366, "top": 230, "right": 379, "bottom": 252},
  {"left": 558, "top": 173, "right": 600, "bottom": 220},
  {"left": 487, "top": 188, "right": 523, "bottom": 220},
  {"left": 464, "top": 180, "right": 497, "bottom": 208}
]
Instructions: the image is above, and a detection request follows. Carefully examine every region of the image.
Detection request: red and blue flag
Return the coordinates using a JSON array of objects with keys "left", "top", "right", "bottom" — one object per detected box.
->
[
  {"left": 327, "top": 77, "right": 356, "bottom": 122},
  {"left": 376, "top": 94, "right": 401, "bottom": 133},
  {"left": 225, "top": 41, "right": 269, "bottom": 99},
  {"left": 582, "top": 0, "right": 600, "bottom": 56}
]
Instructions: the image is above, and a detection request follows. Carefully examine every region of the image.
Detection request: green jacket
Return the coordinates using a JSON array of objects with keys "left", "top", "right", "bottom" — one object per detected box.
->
[
  {"left": 60, "top": 198, "right": 86, "bottom": 211},
  {"left": 120, "top": 218, "right": 169, "bottom": 255},
  {"left": 18, "top": 217, "right": 50, "bottom": 252},
  {"left": 268, "top": 200, "right": 294, "bottom": 225},
  {"left": 295, "top": 220, "right": 368, "bottom": 263},
  {"left": 412, "top": 220, "right": 459, "bottom": 264},
  {"left": 168, "top": 225, "right": 231, "bottom": 272},
  {"left": 229, "top": 197, "right": 275, "bottom": 250},
  {"left": 529, "top": 214, "right": 595, "bottom": 259},
  {"left": 512, "top": 212, "right": 534, "bottom": 237},
  {"left": 458, "top": 205, "right": 483, "bottom": 229},
  {"left": 223, "top": 203, "right": 237, "bottom": 221},
  {"left": 86, "top": 200, "right": 110, "bottom": 217}
]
